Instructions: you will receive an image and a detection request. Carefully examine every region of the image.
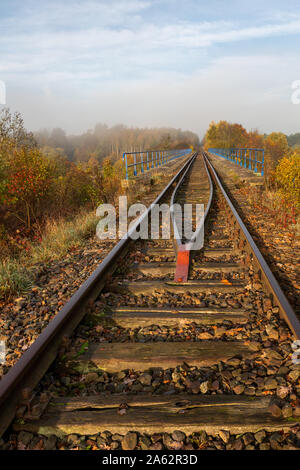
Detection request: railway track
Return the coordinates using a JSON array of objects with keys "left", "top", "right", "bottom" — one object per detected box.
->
[{"left": 0, "top": 152, "right": 300, "bottom": 450}]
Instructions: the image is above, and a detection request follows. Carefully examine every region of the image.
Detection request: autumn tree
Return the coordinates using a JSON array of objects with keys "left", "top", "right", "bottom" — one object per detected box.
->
[
  {"left": 275, "top": 149, "right": 300, "bottom": 207},
  {"left": 264, "top": 132, "right": 289, "bottom": 177},
  {"left": 204, "top": 121, "right": 248, "bottom": 149},
  {"left": 0, "top": 108, "right": 36, "bottom": 150},
  {"left": 35, "top": 125, "right": 199, "bottom": 164},
  {"left": 247, "top": 129, "right": 264, "bottom": 148},
  {"left": 286, "top": 133, "right": 300, "bottom": 148},
  {"left": 4, "top": 147, "right": 51, "bottom": 229}
]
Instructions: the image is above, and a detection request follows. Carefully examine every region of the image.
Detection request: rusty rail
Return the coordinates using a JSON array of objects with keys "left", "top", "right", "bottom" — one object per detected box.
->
[
  {"left": 0, "top": 150, "right": 299, "bottom": 439},
  {"left": 0, "top": 154, "right": 197, "bottom": 438},
  {"left": 203, "top": 151, "right": 300, "bottom": 339}
]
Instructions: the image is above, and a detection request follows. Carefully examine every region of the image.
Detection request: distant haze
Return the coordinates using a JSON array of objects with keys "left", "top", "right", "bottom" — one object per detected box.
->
[{"left": 1, "top": 0, "right": 300, "bottom": 137}]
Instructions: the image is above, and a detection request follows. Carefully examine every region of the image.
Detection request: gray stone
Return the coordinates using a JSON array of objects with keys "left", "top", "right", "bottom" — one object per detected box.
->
[
  {"left": 140, "top": 435, "right": 151, "bottom": 450},
  {"left": 150, "top": 442, "right": 163, "bottom": 450},
  {"left": 117, "top": 371, "right": 126, "bottom": 380},
  {"left": 293, "top": 406, "right": 300, "bottom": 417},
  {"left": 18, "top": 431, "right": 33, "bottom": 446},
  {"left": 200, "top": 381, "right": 209, "bottom": 394},
  {"left": 269, "top": 403, "right": 282, "bottom": 418},
  {"left": 172, "top": 372, "right": 181, "bottom": 383},
  {"left": 260, "top": 443, "right": 271, "bottom": 450},
  {"left": 151, "top": 433, "right": 162, "bottom": 443},
  {"left": 233, "top": 384, "right": 245, "bottom": 395},
  {"left": 44, "top": 435, "right": 57, "bottom": 450},
  {"left": 227, "top": 358, "right": 241, "bottom": 367},
  {"left": 214, "top": 441, "right": 225, "bottom": 450},
  {"left": 122, "top": 432, "right": 138, "bottom": 450},
  {"left": 265, "top": 325, "right": 279, "bottom": 341},
  {"left": 276, "top": 385, "right": 291, "bottom": 399},
  {"left": 110, "top": 441, "right": 120, "bottom": 450},
  {"left": 232, "top": 439, "right": 243, "bottom": 450},
  {"left": 264, "top": 378, "right": 277, "bottom": 390},
  {"left": 215, "top": 328, "right": 226, "bottom": 338},
  {"left": 84, "top": 372, "right": 99, "bottom": 383},
  {"left": 277, "top": 366, "right": 289, "bottom": 376},
  {"left": 219, "top": 430, "right": 230, "bottom": 443},
  {"left": 172, "top": 430, "right": 186, "bottom": 442},
  {"left": 61, "top": 376, "right": 71, "bottom": 386},
  {"left": 288, "top": 370, "right": 300, "bottom": 382},
  {"left": 198, "top": 431, "right": 208, "bottom": 444},
  {"left": 282, "top": 404, "right": 293, "bottom": 418},
  {"left": 242, "top": 433, "right": 254, "bottom": 446},
  {"left": 254, "top": 431, "right": 266, "bottom": 443},
  {"left": 269, "top": 433, "right": 283, "bottom": 450},
  {"left": 96, "top": 436, "right": 107, "bottom": 448},
  {"left": 163, "top": 433, "right": 176, "bottom": 449},
  {"left": 139, "top": 373, "right": 152, "bottom": 386}
]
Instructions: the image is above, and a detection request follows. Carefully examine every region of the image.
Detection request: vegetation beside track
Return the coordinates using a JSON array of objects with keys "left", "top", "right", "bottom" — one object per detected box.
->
[
  {"left": 0, "top": 108, "right": 196, "bottom": 299},
  {"left": 204, "top": 120, "right": 300, "bottom": 208}
]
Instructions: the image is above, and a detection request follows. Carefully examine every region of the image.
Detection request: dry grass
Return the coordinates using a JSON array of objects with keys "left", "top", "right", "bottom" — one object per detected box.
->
[
  {"left": 262, "top": 189, "right": 286, "bottom": 211},
  {"left": 228, "top": 170, "right": 241, "bottom": 186},
  {"left": 30, "top": 210, "right": 98, "bottom": 264},
  {"left": 0, "top": 210, "right": 98, "bottom": 299},
  {"left": 0, "top": 155, "right": 196, "bottom": 300},
  {"left": 0, "top": 259, "right": 33, "bottom": 300}
]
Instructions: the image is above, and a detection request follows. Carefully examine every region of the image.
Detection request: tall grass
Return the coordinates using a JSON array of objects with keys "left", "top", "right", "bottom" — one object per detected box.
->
[
  {"left": 0, "top": 210, "right": 98, "bottom": 299},
  {"left": 30, "top": 211, "right": 98, "bottom": 264},
  {"left": 0, "top": 259, "right": 33, "bottom": 300}
]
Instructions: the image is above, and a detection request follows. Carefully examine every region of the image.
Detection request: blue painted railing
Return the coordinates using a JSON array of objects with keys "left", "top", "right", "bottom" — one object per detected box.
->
[
  {"left": 123, "top": 148, "right": 192, "bottom": 180},
  {"left": 209, "top": 148, "right": 264, "bottom": 176}
]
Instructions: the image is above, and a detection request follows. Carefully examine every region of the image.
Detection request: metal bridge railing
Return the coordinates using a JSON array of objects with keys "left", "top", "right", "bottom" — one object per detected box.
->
[
  {"left": 208, "top": 148, "right": 264, "bottom": 176},
  {"left": 123, "top": 148, "right": 192, "bottom": 180}
]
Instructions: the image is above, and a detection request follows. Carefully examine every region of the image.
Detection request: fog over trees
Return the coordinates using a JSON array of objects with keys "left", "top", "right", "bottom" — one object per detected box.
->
[{"left": 34, "top": 124, "right": 200, "bottom": 164}]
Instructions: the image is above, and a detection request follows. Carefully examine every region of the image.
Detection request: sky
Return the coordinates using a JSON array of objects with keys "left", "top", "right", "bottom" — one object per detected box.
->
[{"left": 1, "top": 0, "right": 300, "bottom": 137}]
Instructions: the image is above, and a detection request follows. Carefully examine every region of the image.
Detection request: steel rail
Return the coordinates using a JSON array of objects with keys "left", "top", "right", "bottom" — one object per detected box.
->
[
  {"left": 170, "top": 154, "right": 197, "bottom": 246},
  {"left": 203, "top": 151, "right": 300, "bottom": 339},
  {"left": 0, "top": 153, "right": 197, "bottom": 438},
  {"left": 170, "top": 153, "right": 213, "bottom": 250},
  {"left": 186, "top": 155, "right": 213, "bottom": 251},
  {"left": 170, "top": 153, "right": 214, "bottom": 283},
  {"left": 1, "top": 149, "right": 298, "bottom": 439}
]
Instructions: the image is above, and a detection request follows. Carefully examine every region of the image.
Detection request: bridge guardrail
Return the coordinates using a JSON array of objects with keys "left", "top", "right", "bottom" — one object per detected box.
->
[
  {"left": 123, "top": 148, "right": 192, "bottom": 180},
  {"left": 208, "top": 148, "right": 264, "bottom": 176}
]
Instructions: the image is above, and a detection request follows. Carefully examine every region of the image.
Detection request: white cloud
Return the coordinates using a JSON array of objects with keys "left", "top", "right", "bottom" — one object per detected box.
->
[
  {"left": 1, "top": 13, "right": 300, "bottom": 85},
  {"left": 7, "top": 53, "right": 300, "bottom": 136},
  {"left": 1, "top": 1, "right": 300, "bottom": 135},
  {"left": 1, "top": 0, "right": 151, "bottom": 30}
]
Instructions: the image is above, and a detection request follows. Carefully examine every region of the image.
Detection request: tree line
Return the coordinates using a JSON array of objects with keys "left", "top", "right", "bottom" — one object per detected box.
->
[
  {"left": 0, "top": 108, "right": 200, "bottom": 248},
  {"left": 35, "top": 124, "right": 199, "bottom": 164},
  {"left": 204, "top": 120, "right": 299, "bottom": 206}
]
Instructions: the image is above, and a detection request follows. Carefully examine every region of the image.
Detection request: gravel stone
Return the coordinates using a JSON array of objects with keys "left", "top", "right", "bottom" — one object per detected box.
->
[
  {"left": 43, "top": 435, "right": 57, "bottom": 450},
  {"left": 140, "top": 436, "right": 152, "bottom": 450},
  {"left": 172, "top": 430, "right": 186, "bottom": 442},
  {"left": 122, "top": 432, "right": 138, "bottom": 450},
  {"left": 242, "top": 433, "right": 254, "bottom": 446},
  {"left": 139, "top": 373, "right": 152, "bottom": 386},
  {"left": 232, "top": 439, "right": 243, "bottom": 450},
  {"left": 254, "top": 431, "right": 266, "bottom": 443},
  {"left": 219, "top": 430, "right": 230, "bottom": 444},
  {"left": 269, "top": 403, "right": 282, "bottom": 418},
  {"left": 17, "top": 431, "right": 33, "bottom": 446},
  {"left": 260, "top": 443, "right": 271, "bottom": 450}
]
